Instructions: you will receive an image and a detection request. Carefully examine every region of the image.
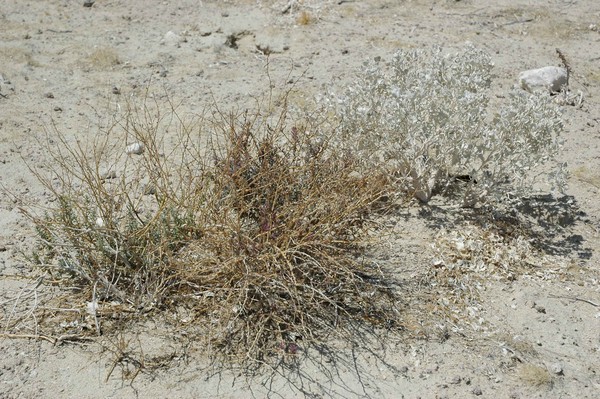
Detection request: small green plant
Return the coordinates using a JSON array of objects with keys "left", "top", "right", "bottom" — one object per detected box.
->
[{"left": 328, "top": 45, "right": 566, "bottom": 206}]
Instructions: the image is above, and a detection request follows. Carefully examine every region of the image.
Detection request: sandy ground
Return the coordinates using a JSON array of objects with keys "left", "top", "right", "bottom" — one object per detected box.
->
[{"left": 1, "top": 0, "right": 600, "bottom": 398}]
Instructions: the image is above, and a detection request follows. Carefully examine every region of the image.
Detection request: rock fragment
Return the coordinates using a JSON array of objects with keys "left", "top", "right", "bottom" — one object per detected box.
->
[
  {"left": 519, "top": 66, "right": 568, "bottom": 93},
  {"left": 550, "top": 363, "right": 564, "bottom": 376},
  {"left": 125, "top": 142, "right": 145, "bottom": 155},
  {"left": 162, "top": 31, "right": 186, "bottom": 46}
]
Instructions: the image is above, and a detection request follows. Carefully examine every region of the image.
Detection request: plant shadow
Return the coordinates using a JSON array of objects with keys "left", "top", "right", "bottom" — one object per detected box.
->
[{"left": 417, "top": 194, "right": 593, "bottom": 260}]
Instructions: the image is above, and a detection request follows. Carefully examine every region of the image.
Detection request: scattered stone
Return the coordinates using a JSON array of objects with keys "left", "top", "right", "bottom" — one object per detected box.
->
[
  {"left": 111, "top": 86, "right": 121, "bottom": 95},
  {"left": 53, "top": 106, "right": 62, "bottom": 112},
  {"left": 519, "top": 66, "right": 568, "bottom": 93},
  {"left": 100, "top": 170, "right": 117, "bottom": 180},
  {"left": 530, "top": 301, "right": 546, "bottom": 313},
  {"left": 590, "top": 24, "right": 598, "bottom": 32},
  {"left": 255, "top": 31, "right": 288, "bottom": 54},
  {"left": 0, "top": 74, "right": 15, "bottom": 98},
  {"left": 162, "top": 31, "right": 186, "bottom": 46},
  {"left": 449, "top": 376, "right": 462, "bottom": 384},
  {"left": 224, "top": 31, "right": 252, "bottom": 50},
  {"left": 44, "top": 92, "right": 54, "bottom": 99},
  {"left": 550, "top": 363, "right": 564, "bottom": 376},
  {"left": 199, "top": 27, "right": 213, "bottom": 37},
  {"left": 225, "top": 33, "right": 240, "bottom": 49},
  {"left": 83, "top": 0, "right": 95, "bottom": 7},
  {"left": 535, "top": 304, "right": 546, "bottom": 314},
  {"left": 125, "top": 142, "right": 145, "bottom": 155},
  {"left": 472, "top": 387, "right": 483, "bottom": 396}
]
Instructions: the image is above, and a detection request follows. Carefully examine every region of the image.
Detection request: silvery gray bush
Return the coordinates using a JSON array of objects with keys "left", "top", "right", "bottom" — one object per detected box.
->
[{"left": 329, "top": 45, "right": 566, "bottom": 206}]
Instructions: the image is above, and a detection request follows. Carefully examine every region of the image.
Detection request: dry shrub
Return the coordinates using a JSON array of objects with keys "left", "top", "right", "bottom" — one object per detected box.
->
[
  {"left": 519, "top": 363, "right": 553, "bottom": 387},
  {"left": 87, "top": 47, "right": 121, "bottom": 69},
  {"left": 297, "top": 10, "right": 312, "bottom": 25},
  {"left": 23, "top": 90, "right": 400, "bottom": 369}
]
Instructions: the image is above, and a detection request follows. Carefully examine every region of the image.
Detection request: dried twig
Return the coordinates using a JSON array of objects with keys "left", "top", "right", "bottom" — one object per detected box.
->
[
  {"left": 556, "top": 48, "right": 571, "bottom": 85},
  {"left": 0, "top": 333, "right": 92, "bottom": 345},
  {"left": 548, "top": 294, "right": 599, "bottom": 307}
]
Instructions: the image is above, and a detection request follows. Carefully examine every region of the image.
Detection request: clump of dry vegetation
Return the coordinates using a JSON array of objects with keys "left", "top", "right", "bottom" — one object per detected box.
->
[
  {"left": 87, "top": 47, "right": 121, "bottom": 69},
  {"left": 519, "top": 363, "right": 553, "bottom": 387},
  {"left": 21, "top": 91, "right": 399, "bottom": 369},
  {"left": 297, "top": 10, "right": 312, "bottom": 25}
]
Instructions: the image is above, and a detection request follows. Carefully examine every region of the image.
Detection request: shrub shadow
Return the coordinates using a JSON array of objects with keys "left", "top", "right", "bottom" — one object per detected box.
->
[{"left": 418, "top": 194, "right": 592, "bottom": 260}]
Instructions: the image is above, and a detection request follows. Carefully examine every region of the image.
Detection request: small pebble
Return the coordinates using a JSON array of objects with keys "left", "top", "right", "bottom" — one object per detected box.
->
[
  {"left": 44, "top": 92, "right": 54, "bottom": 99},
  {"left": 535, "top": 304, "right": 546, "bottom": 314},
  {"left": 449, "top": 376, "right": 462, "bottom": 384},
  {"left": 472, "top": 387, "right": 482, "bottom": 396},
  {"left": 550, "top": 363, "right": 564, "bottom": 376},
  {"left": 83, "top": 0, "right": 95, "bottom": 7},
  {"left": 125, "top": 142, "right": 145, "bottom": 155},
  {"left": 101, "top": 170, "right": 117, "bottom": 180},
  {"left": 112, "top": 86, "right": 121, "bottom": 95}
]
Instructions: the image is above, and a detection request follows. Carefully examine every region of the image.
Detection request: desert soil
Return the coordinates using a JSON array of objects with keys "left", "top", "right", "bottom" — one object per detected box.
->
[{"left": 1, "top": 0, "right": 600, "bottom": 398}]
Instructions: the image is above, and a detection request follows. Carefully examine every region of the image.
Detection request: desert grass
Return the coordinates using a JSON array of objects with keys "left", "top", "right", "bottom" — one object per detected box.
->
[
  {"left": 87, "top": 47, "right": 121, "bottom": 69},
  {"left": 518, "top": 363, "right": 553, "bottom": 387}
]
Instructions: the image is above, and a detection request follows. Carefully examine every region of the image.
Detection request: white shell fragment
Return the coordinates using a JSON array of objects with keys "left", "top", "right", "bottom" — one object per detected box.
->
[
  {"left": 519, "top": 66, "right": 568, "bottom": 93},
  {"left": 125, "top": 142, "right": 145, "bottom": 155}
]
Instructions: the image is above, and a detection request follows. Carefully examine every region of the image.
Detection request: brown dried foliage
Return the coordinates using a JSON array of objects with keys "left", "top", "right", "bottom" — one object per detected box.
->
[{"left": 22, "top": 92, "right": 400, "bottom": 369}]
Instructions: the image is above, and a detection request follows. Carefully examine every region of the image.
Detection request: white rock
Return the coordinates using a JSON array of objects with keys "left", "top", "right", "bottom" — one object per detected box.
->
[
  {"left": 162, "top": 30, "right": 185, "bottom": 46},
  {"left": 519, "top": 66, "right": 568, "bottom": 93},
  {"left": 95, "top": 217, "right": 105, "bottom": 228},
  {"left": 125, "top": 142, "right": 145, "bottom": 155},
  {"left": 86, "top": 300, "right": 98, "bottom": 314},
  {"left": 550, "top": 363, "right": 564, "bottom": 375}
]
